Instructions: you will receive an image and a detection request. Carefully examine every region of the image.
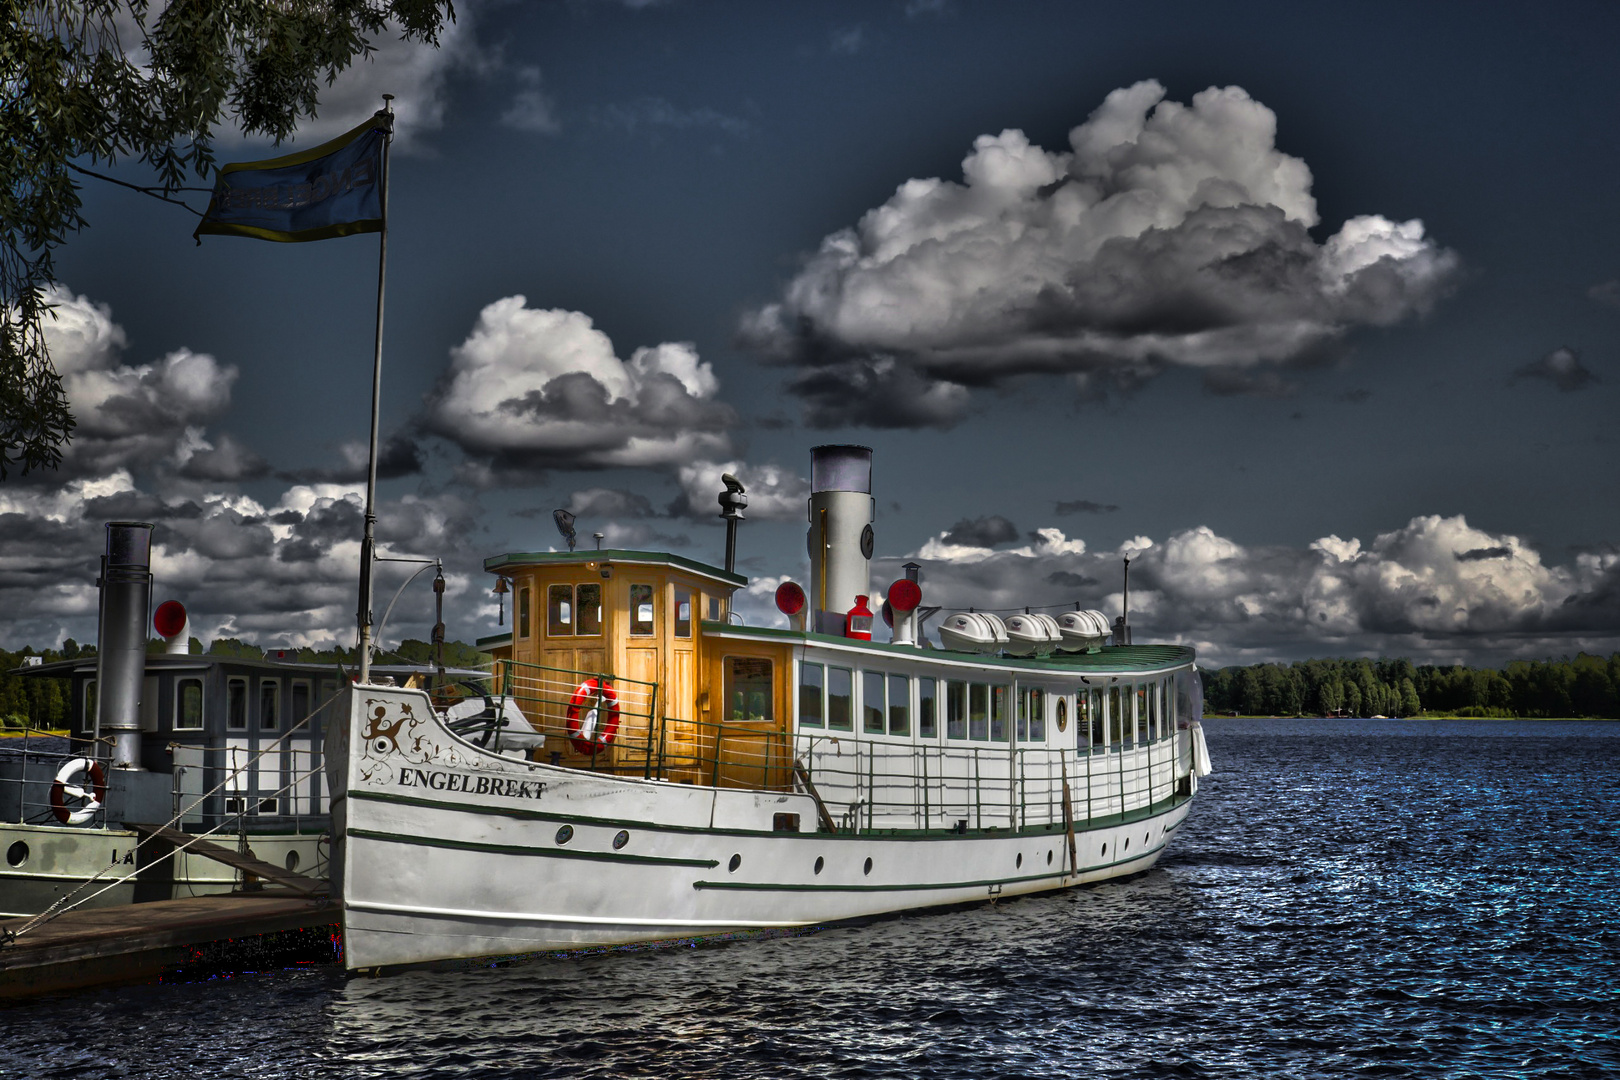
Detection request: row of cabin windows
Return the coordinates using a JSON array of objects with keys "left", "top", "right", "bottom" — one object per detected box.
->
[
  {"left": 515, "top": 584, "right": 697, "bottom": 640},
  {"left": 79, "top": 677, "right": 334, "bottom": 734},
  {"left": 795, "top": 663, "right": 1178, "bottom": 747}
]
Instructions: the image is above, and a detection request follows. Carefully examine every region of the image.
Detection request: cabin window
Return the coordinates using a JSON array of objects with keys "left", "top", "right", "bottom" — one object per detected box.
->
[
  {"left": 799, "top": 662, "right": 824, "bottom": 727},
  {"left": 675, "top": 588, "right": 692, "bottom": 638},
  {"left": 1023, "top": 690, "right": 1045, "bottom": 742},
  {"left": 969, "top": 684, "right": 989, "bottom": 741},
  {"left": 519, "top": 587, "right": 532, "bottom": 638},
  {"left": 81, "top": 679, "right": 97, "bottom": 732},
  {"left": 918, "top": 677, "right": 937, "bottom": 738},
  {"left": 291, "top": 681, "right": 311, "bottom": 730},
  {"left": 709, "top": 597, "right": 722, "bottom": 621},
  {"left": 724, "top": 658, "right": 773, "bottom": 724},
  {"left": 1090, "top": 689, "right": 1106, "bottom": 749},
  {"left": 946, "top": 682, "right": 967, "bottom": 739},
  {"left": 862, "top": 671, "right": 885, "bottom": 734},
  {"left": 1136, "top": 685, "right": 1150, "bottom": 744},
  {"left": 991, "top": 685, "right": 1009, "bottom": 742},
  {"left": 1164, "top": 676, "right": 1178, "bottom": 731},
  {"left": 1056, "top": 696, "right": 1068, "bottom": 734},
  {"left": 174, "top": 677, "right": 204, "bottom": 731},
  {"left": 1112, "top": 686, "right": 1128, "bottom": 748},
  {"left": 227, "top": 678, "right": 247, "bottom": 731},
  {"left": 547, "top": 585, "right": 570, "bottom": 636},
  {"left": 827, "top": 667, "right": 852, "bottom": 731},
  {"left": 888, "top": 675, "right": 910, "bottom": 736},
  {"left": 577, "top": 583, "right": 602, "bottom": 635},
  {"left": 259, "top": 681, "right": 280, "bottom": 732},
  {"left": 630, "top": 584, "right": 656, "bottom": 636}
]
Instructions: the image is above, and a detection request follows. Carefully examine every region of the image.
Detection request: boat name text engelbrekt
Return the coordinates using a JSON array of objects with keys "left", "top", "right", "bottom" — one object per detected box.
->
[{"left": 396, "top": 768, "right": 547, "bottom": 801}]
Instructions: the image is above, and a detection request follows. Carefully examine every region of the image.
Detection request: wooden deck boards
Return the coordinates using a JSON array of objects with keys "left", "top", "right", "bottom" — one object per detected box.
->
[{"left": 0, "top": 891, "right": 339, "bottom": 998}]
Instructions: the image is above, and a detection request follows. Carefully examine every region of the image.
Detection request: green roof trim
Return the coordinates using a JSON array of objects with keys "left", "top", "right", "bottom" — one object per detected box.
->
[
  {"left": 483, "top": 549, "right": 746, "bottom": 588},
  {"left": 475, "top": 632, "right": 513, "bottom": 649},
  {"left": 698, "top": 620, "right": 1194, "bottom": 673}
]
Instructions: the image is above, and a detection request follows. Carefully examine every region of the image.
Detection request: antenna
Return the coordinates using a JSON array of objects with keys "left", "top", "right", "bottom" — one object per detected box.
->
[{"left": 552, "top": 509, "right": 577, "bottom": 551}]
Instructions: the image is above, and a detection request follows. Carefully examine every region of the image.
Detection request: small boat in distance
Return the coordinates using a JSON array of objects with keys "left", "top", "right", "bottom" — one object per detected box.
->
[{"left": 330, "top": 445, "right": 1212, "bottom": 971}]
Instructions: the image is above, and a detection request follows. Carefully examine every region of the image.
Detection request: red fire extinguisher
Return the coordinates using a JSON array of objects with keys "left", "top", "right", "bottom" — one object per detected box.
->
[{"left": 845, "top": 594, "right": 874, "bottom": 640}]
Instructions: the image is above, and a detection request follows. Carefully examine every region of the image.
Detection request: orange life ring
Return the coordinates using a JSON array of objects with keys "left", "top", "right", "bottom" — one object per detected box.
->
[
  {"left": 566, "top": 678, "right": 620, "bottom": 755},
  {"left": 50, "top": 758, "right": 107, "bottom": 825}
]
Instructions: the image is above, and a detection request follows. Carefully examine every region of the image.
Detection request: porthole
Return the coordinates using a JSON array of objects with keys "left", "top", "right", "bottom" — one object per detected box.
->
[
  {"left": 6, "top": 841, "right": 27, "bottom": 868},
  {"left": 863, "top": 857, "right": 873, "bottom": 876},
  {"left": 729, "top": 853, "right": 742, "bottom": 873},
  {"left": 1124, "top": 838, "right": 1130, "bottom": 851},
  {"left": 1101, "top": 842, "right": 1108, "bottom": 856},
  {"left": 1046, "top": 850, "right": 1053, "bottom": 865},
  {"left": 814, "top": 856, "right": 825, "bottom": 875},
  {"left": 1016, "top": 853, "right": 1023, "bottom": 869},
  {"left": 1144, "top": 832, "right": 1150, "bottom": 845},
  {"left": 555, "top": 825, "right": 574, "bottom": 845},
  {"left": 613, "top": 829, "right": 630, "bottom": 850},
  {"left": 285, "top": 850, "right": 300, "bottom": 872}
]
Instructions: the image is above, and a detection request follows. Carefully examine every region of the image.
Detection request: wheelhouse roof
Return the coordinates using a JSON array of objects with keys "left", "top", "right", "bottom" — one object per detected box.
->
[{"left": 483, "top": 548, "right": 747, "bottom": 589}]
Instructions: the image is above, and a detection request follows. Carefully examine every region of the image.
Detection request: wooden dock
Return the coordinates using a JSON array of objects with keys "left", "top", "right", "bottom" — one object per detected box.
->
[{"left": 0, "top": 892, "right": 341, "bottom": 999}]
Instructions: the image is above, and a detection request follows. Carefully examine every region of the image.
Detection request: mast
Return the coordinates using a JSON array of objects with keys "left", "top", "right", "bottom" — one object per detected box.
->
[{"left": 356, "top": 95, "right": 395, "bottom": 685}]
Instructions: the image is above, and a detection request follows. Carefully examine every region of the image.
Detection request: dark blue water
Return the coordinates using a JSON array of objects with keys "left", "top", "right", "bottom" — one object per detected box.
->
[{"left": 4, "top": 719, "right": 1617, "bottom": 1079}]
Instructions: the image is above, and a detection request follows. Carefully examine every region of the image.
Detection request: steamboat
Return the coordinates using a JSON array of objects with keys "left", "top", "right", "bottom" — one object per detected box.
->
[{"left": 331, "top": 445, "right": 1212, "bottom": 971}]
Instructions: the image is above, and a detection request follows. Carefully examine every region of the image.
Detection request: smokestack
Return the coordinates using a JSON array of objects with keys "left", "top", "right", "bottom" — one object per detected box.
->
[
  {"left": 96, "top": 522, "right": 153, "bottom": 769},
  {"left": 807, "top": 445, "right": 873, "bottom": 635}
]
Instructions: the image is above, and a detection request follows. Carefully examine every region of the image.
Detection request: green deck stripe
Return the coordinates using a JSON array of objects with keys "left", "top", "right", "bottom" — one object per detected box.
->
[{"left": 346, "top": 827, "right": 719, "bottom": 868}]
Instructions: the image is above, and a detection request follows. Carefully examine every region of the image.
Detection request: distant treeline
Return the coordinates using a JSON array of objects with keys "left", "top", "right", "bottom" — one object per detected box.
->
[
  {"left": 1201, "top": 654, "right": 1620, "bottom": 719},
  {"left": 1, "top": 638, "right": 490, "bottom": 730}
]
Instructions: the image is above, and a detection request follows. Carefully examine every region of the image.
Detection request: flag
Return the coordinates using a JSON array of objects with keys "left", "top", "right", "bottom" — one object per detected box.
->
[{"left": 194, "top": 113, "right": 389, "bottom": 243}]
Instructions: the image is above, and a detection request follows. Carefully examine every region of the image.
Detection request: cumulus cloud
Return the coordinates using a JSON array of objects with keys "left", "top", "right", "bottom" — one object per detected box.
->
[
  {"left": 742, "top": 80, "right": 1459, "bottom": 427},
  {"left": 672, "top": 459, "right": 810, "bottom": 520},
  {"left": 564, "top": 488, "right": 659, "bottom": 519},
  {"left": 422, "top": 297, "right": 735, "bottom": 481},
  {"left": 277, "top": 435, "right": 424, "bottom": 484},
  {"left": 38, "top": 286, "right": 239, "bottom": 480},
  {"left": 940, "top": 514, "right": 1019, "bottom": 548},
  {"left": 1588, "top": 279, "right": 1620, "bottom": 309},
  {"left": 1513, "top": 347, "right": 1598, "bottom": 392},
  {"left": 869, "top": 514, "right": 1620, "bottom": 665}
]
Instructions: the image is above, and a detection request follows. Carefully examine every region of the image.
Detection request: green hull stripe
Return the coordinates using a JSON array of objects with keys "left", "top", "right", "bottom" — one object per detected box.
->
[
  {"left": 692, "top": 844, "right": 1166, "bottom": 893},
  {"left": 348, "top": 786, "right": 1189, "bottom": 841},
  {"left": 347, "top": 827, "right": 719, "bottom": 869}
]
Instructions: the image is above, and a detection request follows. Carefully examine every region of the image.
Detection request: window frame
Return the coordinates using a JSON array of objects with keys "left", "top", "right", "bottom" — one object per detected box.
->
[
  {"left": 887, "top": 673, "right": 910, "bottom": 737},
  {"left": 173, "top": 676, "right": 205, "bottom": 731},
  {"left": 918, "top": 677, "right": 937, "bottom": 739},
  {"left": 674, "top": 588, "right": 692, "bottom": 638},
  {"left": 862, "top": 670, "right": 885, "bottom": 734},
  {"left": 723, "top": 656, "right": 774, "bottom": 725},
  {"left": 798, "top": 661, "right": 825, "bottom": 728},
  {"left": 226, "top": 677, "right": 248, "bottom": 731},
  {"left": 827, "top": 666, "right": 853, "bottom": 731},
  {"left": 259, "top": 679, "right": 280, "bottom": 732},
  {"left": 519, "top": 585, "right": 532, "bottom": 639},
  {"left": 629, "top": 583, "right": 656, "bottom": 637}
]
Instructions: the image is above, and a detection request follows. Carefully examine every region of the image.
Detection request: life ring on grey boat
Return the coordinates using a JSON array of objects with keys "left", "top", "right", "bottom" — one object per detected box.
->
[
  {"left": 566, "top": 678, "right": 620, "bottom": 755},
  {"left": 50, "top": 758, "right": 107, "bottom": 825}
]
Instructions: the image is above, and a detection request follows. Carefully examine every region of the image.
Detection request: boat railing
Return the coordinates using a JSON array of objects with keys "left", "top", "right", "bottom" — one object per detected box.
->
[{"left": 0, "top": 732, "right": 111, "bottom": 829}]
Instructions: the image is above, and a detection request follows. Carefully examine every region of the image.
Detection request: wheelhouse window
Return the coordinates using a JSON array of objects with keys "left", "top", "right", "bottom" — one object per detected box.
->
[
  {"left": 918, "top": 677, "right": 937, "bottom": 738},
  {"left": 862, "top": 671, "right": 885, "bottom": 734},
  {"left": 827, "top": 667, "right": 852, "bottom": 731},
  {"left": 548, "top": 584, "right": 602, "bottom": 636},
  {"left": 227, "top": 678, "right": 247, "bottom": 731},
  {"left": 969, "top": 684, "right": 988, "bottom": 741},
  {"left": 990, "top": 685, "right": 1009, "bottom": 742},
  {"left": 799, "top": 662, "right": 824, "bottom": 727},
  {"left": 887, "top": 674, "right": 910, "bottom": 736},
  {"left": 1018, "top": 689, "right": 1045, "bottom": 742},
  {"left": 518, "top": 587, "right": 532, "bottom": 639},
  {"left": 1137, "top": 685, "right": 1150, "bottom": 744},
  {"left": 259, "top": 681, "right": 280, "bottom": 732},
  {"left": 724, "top": 658, "right": 773, "bottom": 723},
  {"left": 675, "top": 588, "right": 692, "bottom": 638},
  {"left": 630, "top": 584, "right": 656, "bottom": 636},
  {"left": 174, "top": 677, "right": 204, "bottom": 731},
  {"left": 1112, "top": 686, "right": 1129, "bottom": 748}
]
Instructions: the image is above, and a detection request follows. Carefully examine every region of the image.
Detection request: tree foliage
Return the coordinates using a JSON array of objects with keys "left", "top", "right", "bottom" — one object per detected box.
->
[
  {"left": 1202, "top": 653, "right": 1620, "bottom": 719},
  {"left": 1, "top": 0, "right": 453, "bottom": 477}
]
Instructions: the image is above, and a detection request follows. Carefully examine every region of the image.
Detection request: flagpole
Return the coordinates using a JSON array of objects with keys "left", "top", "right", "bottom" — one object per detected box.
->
[{"left": 357, "top": 95, "right": 394, "bottom": 685}]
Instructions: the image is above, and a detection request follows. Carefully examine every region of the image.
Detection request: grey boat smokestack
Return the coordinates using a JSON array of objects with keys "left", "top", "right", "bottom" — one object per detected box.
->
[
  {"left": 96, "top": 522, "right": 153, "bottom": 769},
  {"left": 807, "top": 445, "right": 874, "bottom": 635}
]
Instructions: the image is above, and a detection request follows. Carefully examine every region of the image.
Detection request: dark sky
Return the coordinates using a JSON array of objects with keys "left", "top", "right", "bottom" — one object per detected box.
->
[{"left": 5, "top": 0, "right": 1618, "bottom": 667}]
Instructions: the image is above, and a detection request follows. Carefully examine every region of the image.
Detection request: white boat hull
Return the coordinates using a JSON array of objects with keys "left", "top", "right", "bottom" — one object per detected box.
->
[{"left": 332, "top": 684, "right": 1196, "bottom": 970}]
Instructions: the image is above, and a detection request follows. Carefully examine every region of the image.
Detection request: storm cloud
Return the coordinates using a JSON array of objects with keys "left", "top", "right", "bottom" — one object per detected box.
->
[{"left": 742, "top": 81, "right": 1459, "bottom": 427}]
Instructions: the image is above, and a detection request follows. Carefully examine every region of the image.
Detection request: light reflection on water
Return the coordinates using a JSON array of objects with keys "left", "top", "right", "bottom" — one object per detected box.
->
[{"left": 2, "top": 719, "right": 1617, "bottom": 1079}]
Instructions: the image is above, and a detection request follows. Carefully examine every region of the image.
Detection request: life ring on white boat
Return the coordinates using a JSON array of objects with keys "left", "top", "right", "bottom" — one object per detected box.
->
[
  {"left": 49, "top": 758, "right": 107, "bottom": 825},
  {"left": 566, "top": 678, "right": 620, "bottom": 755}
]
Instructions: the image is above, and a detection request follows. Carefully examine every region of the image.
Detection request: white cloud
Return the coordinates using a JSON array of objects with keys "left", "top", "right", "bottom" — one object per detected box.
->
[
  {"left": 591, "top": 97, "right": 752, "bottom": 137},
  {"left": 673, "top": 460, "right": 809, "bottom": 520},
  {"left": 501, "top": 66, "right": 561, "bottom": 135},
  {"left": 1513, "top": 346, "right": 1598, "bottom": 392},
  {"left": 423, "top": 297, "right": 734, "bottom": 480},
  {"left": 743, "top": 80, "right": 1460, "bottom": 427}
]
